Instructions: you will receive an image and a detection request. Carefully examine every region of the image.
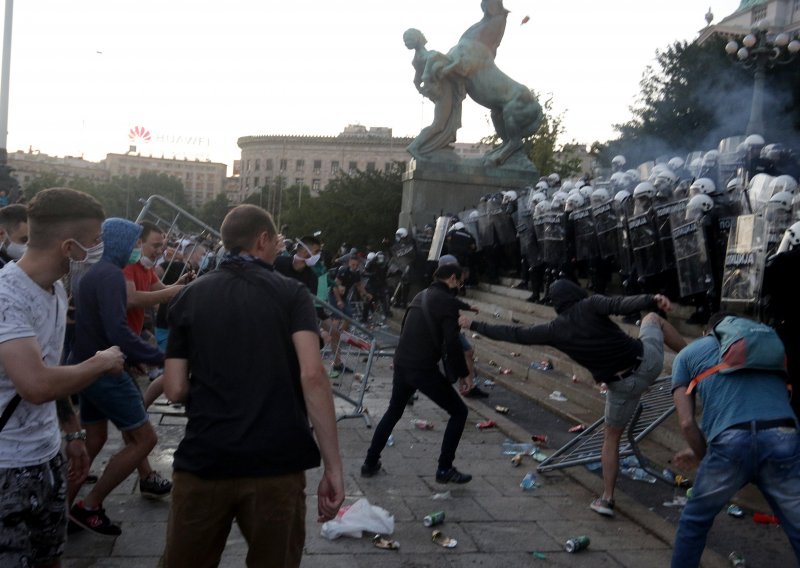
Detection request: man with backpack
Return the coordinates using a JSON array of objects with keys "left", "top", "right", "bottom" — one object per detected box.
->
[{"left": 670, "top": 312, "right": 799, "bottom": 567}]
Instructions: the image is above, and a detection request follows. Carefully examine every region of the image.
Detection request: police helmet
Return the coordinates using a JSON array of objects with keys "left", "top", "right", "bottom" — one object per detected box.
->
[
  {"left": 535, "top": 180, "right": 549, "bottom": 191},
  {"left": 726, "top": 177, "right": 744, "bottom": 193},
  {"left": 579, "top": 185, "right": 594, "bottom": 199},
  {"left": 771, "top": 175, "right": 798, "bottom": 196},
  {"left": 591, "top": 188, "right": 610, "bottom": 205},
  {"left": 786, "top": 221, "right": 800, "bottom": 248},
  {"left": 503, "top": 190, "right": 518, "bottom": 202},
  {"left": 395, "top": 228, "right": 409, "bottom": 240},
  {"left": 633, "top": 182, "right": 656, "bottom": 200},
  {"left": 769, "top": 191, "right": 793, "bottom": 212},
  {"left": 761, "top": 143, "right": 786, "bottom": 162},
  {"left": 551, "top": 191, "right": 568, "bottom": 208},
  {"left": 534, "top": 201, "right": 552, "bottom": 215},
  {"left": 687, "top": 194, "right": 714, "bottom": 217},
  {"left": 668, "top": 157, "right": 685, "bottom": 171},
  {"left": 531, "top": 191, "right": 547, "bottom": 204},
  {"left": 452, "top": 221, "right": 466, "bottom": 231},
  {"left": 702, "top": 150, "right": 719, "bottom": 165},
  {"left": 547, "top": 173, "right": 561, "bottom": 186},
  {"left": 690, "top": 178, "right": 716, "bottom": 195},
  {"left": 744, "top": 134, "right": 765, "bottom": 149},
  {"left": 611, "top": 155, "right": 626, "bottom": 169},
  {"left": 561, "top": 180, "right": 574, "bottom": 192},
  {"left": 367, "top": 252, "right": 377, "bottom": 261},
  {"left": 565, "top": 193, "right": 585, "bottom": 211},
  {"left": 614, "top": 190, "right": 631, "bottom": 203}
]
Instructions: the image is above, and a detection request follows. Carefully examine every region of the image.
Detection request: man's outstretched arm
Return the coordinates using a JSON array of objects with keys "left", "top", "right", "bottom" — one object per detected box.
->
[{"left": 459, "top": 315, "right": 551, "bottom": 346}]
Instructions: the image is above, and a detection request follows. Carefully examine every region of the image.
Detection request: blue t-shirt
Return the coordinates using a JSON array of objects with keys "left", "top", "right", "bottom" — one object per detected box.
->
[{"left": 671, "top": 336, "right": 794, "bottom": 442}]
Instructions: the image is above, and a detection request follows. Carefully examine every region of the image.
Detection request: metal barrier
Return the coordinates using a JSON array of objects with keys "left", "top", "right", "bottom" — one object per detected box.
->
[{"left": 537, "top": 377, "right": 680, "bottom": 485}]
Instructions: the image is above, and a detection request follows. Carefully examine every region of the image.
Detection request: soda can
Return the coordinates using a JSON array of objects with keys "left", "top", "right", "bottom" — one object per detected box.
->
[
  {"left": 500, "top": 368, "right": 513, "bottom": 375},
  {"left": 511, "top": 453, "right": 523, "bottom": 467},
  {"left": 476, "top": 420, "right": 496, "bottom": 429},
  {"left": 565, "top": 536, "right": 590, "bottom": 553},
  {"left": 728, "top": 551, "right": 746, "bottom": 567},
  {"left": 413, "top": 419, "right": 434, "bottom": 430},
  {"left": 423, "top": 511, "right": 445, "bottom": 527},
  {"left": 495, "top": 405, "right": 509, "bottom": 414},
  {"left": 531, "top": 434, "right": 548, "bottom": 446}
]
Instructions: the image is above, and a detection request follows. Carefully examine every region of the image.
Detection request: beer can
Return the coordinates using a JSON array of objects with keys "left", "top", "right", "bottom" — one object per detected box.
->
[
  {"left": 495, "top": 405, "right": 509, "bottom": 414},
  {"left": 565, "top": 536, "right": 590, "bottom": 553},
  {"left": 728, "top": 551, "right": 746, "bottom": 567},
  {"left": 511, "top": 453, "right": 523, "bottom": 467},
  {"left": 423, "top": 511, "right": 445, "bottom": 527},
  {"left": 413, "top": 419, "right": 434, "bottom": 430}
]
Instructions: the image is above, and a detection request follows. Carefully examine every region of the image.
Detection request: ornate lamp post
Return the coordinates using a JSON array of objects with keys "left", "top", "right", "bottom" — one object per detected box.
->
[{"left": 725, "top": 20, "right": 800, "bottom": 136}]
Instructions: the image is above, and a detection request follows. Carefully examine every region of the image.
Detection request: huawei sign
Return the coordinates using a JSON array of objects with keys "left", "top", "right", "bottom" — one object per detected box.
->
[{"left": 128, "top": 126, "right": 151, "bottom": 144}]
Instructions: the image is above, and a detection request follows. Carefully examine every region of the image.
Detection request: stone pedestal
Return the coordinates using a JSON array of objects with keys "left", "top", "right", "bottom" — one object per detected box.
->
[{"left": 399, "top": 157, "right": 538, "bottom": 230}]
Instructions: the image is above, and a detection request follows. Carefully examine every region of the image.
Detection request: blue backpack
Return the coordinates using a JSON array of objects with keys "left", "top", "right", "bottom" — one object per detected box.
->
[{"left": 687, "top": 316, "right": 788, "bottom": 395}]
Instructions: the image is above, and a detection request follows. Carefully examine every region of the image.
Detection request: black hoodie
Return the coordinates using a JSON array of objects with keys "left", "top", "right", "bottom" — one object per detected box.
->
[{"left": 471, "top": 280, "right": 657, "bottom": 383}]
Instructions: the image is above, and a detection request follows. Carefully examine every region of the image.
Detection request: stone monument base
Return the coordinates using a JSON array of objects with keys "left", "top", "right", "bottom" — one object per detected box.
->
[{"left": 398, "top": 157, "right": 538, "bottom": 230}]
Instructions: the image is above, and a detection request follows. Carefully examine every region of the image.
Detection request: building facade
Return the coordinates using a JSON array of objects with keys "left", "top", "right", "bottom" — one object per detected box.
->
[
  {"left": 102, "top": 153, "right": 228, "bottom": 209},
  {"left": 237, "top": 125, "right": 414, "bottom": 198},
  {"left": 698, "top": 0, "right": 800, "bottom": 43},
  {"left": 8, "top": 150, "right": 109, "bottom": 190}
]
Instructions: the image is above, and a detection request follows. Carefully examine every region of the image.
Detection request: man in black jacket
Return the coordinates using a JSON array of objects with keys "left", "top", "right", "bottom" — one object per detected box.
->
[
  {"left": 361, "top": 263, "right": 473, "bottom": 484},
  {"left": 460, "top": 279, "right": 686, "bottom": 515}
]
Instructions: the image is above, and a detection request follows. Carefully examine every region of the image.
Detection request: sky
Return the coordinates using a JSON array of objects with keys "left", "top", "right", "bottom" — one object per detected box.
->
[{"left": 1, "top": 0, "right": 742, "bottom": 171}]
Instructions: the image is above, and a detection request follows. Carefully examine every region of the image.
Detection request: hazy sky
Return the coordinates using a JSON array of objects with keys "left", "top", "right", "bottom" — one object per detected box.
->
[{"left": 3, "top": 0, "right": 742, "bottom": 170}]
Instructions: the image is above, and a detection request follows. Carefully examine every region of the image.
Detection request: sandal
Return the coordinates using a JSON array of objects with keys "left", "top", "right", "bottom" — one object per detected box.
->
[
  {"left": 372, "top": 535, "right": 400, "bottom": 550},
  {"left": 431, "top": 530, "right": 458, "bottom": 548}
]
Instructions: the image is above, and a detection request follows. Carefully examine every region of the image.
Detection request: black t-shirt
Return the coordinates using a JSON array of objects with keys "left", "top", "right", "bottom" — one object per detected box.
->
[
  {"left": 336, "top": 266, "right": 361, "bottom": 294},
  {"left": 274, "top": 255, "right": 318, "bottom": 296},
  {"left": 166, "top": 258, "right": 321, "bottom": 478}
]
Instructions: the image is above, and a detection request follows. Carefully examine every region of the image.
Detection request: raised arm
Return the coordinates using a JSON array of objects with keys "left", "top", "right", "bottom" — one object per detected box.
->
[{"left": 462, "top": 317, "right": 552, "bottom": 346}]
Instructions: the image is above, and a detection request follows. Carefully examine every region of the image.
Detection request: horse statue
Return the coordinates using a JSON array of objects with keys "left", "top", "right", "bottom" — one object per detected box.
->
[{"left": 440, "top": 0, "right": 542, "bottom": 168}]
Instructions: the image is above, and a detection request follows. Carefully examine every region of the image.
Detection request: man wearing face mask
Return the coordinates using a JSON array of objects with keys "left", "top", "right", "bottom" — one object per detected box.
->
[
  {"left": 67, "top": 218, "right": 166, "bottom": 536},
  {"left": 0, "top": 204, "right": 29, "bottom": 268}
]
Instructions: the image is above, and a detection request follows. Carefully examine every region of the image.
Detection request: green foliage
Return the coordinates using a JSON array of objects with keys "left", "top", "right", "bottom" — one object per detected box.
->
[
  {"left": 24, "top": 172, "right": 192, "bottom": 220},
  {"left": 524, "top": 92, "right": 582, "bottom": 178},
  {"left": 199, "top": 193, "right": 232, "bottom": 229},
  {"left": 276, "top": 168, "right": 403, "bottom": 251}
]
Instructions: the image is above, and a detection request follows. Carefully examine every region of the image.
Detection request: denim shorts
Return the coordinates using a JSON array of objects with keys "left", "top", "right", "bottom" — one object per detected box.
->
[
  {"left": 605, "top": 321, "right": 665, "bottom": 428},
  {"left": 459, "top": 333, "right": 473, "bottom": 352},
  {"left": 79, "top": 371, "right": 149, "bottom": 431},
  {"left": 0, "top": 453, "right": 67, "bottom": 566}
]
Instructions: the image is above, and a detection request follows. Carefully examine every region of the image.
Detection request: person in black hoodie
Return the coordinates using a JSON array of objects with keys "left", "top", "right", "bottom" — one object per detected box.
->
[
  {"left": 361, "top": 263, "right": 473, "bottom": 484},
  {"left": 460, "top": 279, "right": 686, "bottom": 516}
]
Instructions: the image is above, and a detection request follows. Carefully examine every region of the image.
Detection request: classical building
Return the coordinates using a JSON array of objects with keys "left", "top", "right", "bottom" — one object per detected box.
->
[
  {"left": 102, "top": 153, "right": 228, "bottom": 209},
  {"left": 698, "top": 0, "right": 800, "bottom": 43},
  {"left": 237, "top": 125, "right": 414, "bottom": 197},
  {"left": 8, "top": 150, "right": 109, "bottom": 189}
]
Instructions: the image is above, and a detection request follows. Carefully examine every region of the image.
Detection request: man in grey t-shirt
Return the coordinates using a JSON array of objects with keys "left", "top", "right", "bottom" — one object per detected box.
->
[{"left": 0, "top": 188, "right": 123, "bottom": 567}]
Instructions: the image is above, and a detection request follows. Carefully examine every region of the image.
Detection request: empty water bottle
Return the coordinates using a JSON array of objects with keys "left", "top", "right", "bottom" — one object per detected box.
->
[
  {"left": 621, "top": 455, "right": 640, "bottom": 468},
  {"left": 520, "top": 472, "right": 537, "bottom": 491},
  {"left": 387, "top": 435, "right": 395, "bottom": 447},
  {"left": 621, "top": 467, "right": 657, "bottom": 484},
  {"left": 502, "top": 440, "right": 536, "bottom": 455}
]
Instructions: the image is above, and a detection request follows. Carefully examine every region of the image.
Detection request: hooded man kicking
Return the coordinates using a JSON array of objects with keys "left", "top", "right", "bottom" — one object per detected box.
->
[{"left": 459, "top": 279, "right": 686, "bottom": 516}]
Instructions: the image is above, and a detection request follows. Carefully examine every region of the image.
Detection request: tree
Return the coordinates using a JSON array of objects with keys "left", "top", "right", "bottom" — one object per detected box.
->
[
  {"left": 606, "top": 35, "right": 800, "bottom": 165},
  {"left": 199, "top": 193, "right": 232, "bottom": 229},
  {"left": 278, "top": 169, "right": 403, "bottom": 251}
]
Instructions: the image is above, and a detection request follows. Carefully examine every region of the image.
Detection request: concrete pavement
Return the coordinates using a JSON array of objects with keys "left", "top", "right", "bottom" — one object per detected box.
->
[{"left": 62, "top": 353, "right": 727, "bottom": 567}]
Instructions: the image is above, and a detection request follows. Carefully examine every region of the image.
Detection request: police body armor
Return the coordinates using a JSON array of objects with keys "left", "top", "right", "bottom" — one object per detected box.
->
[
  {"left": 459, "top": 209, "right": 482, "bottom": 251},
  {"left": 627, "top": 210, "right": 663, "bottom": 278},
  {"left": 592, "top": 200, "right": 620, "bottom": 263},
  {"left": 764, "top": 205, "right": 792, "bottom": 259},
  {"left": 570, "top": 206, "right": 598, "bottom": 262},
  {"left": 489, "top": 198, "right": 517, "bottom": 246},
  {"left": 445, "top": 228, "right": 477, "bottom": 266},
  {"left": 542, "top": 212, "right": 567, "bottom": 266},
  {"left": 533, "top": 213, "right": 547, "bottom": 265},
  {"left": 670, "top": 204, "right": 714, "bottom": 298},
  {"left": 389, "top": 239, "right": 416, "bottom": 271},
  {"left": 720, "top": 214, "right": 767, "bottom": 317},
  {"left": 476, "top": 200, "right": 495, "bottom": 248}
]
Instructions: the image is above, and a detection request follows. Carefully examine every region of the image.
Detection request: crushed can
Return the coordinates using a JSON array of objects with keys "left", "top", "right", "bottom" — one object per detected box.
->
[
  {"left": 495, "top": 405, "right": 510, "bottom": 414},
  {"left": 511, "top": 453, "right": 523, "bottom": 467},
  {"left": 531, "top": 434, "right": 548, "bottom": 446},
  {"left": 499, "top": 368, "right": 513, "bottom": 375},
  {"left": 413, "top": 419, "right": 434, "bottom": 430},
  {"left": 510, "top": 352, "right": 521, "bottom": 357},
  {"left": 565, "top": 536, "right": 590, "bottom": 553},
  {"left": 728, "top": 551, "right": 746, "bottom": 567},
  {"left": 423, "top": 511, "right": 445, "bottom": 527},
  {"left": 476, "top": 420, "right": 496, "bottom": 430}
]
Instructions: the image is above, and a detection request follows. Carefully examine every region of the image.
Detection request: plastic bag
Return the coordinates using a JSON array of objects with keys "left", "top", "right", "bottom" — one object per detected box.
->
[{"left": 320, "top": 498, "right": 395, "bottom": 540}]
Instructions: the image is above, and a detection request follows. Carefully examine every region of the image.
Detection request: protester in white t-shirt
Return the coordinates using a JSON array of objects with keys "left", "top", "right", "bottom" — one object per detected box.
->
[{"left": 0, "top": 188, "right": 124, "bottom": 567}]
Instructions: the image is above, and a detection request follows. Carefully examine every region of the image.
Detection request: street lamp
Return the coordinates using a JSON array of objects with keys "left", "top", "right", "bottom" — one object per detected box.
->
[{"left": 725, "top": 20, "right": 800, "bottom": 136}]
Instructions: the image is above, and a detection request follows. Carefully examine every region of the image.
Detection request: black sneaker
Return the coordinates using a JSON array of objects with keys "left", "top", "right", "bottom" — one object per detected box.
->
[
  {"left": 69, "top": 501, "right": 121, "bottom": 536},
  {"left": 435, "top": 467, "right": 472, "bottom": 484},
  {"left": 464, "top": 386, "right": 490, "bottom": 399},
  {"left": 360, "top": 460, "right": 382, "bottom": 478},
  {"left": 139, "top": 471, "right": 172, "bottom": 498}
]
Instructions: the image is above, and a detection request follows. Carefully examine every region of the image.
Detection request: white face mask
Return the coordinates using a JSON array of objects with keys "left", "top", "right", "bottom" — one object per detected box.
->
[
  {"left": 304, "top": 253, "right": 321, "bottom": 267},
  {"left": 70, "top": 240, "right": 104, "bottom": 267},
  {"left": 5, "top": 241, "right": 26, "bottom": 260},
  {"left": 140, "top": 256, "right": 155, "bottom": 270}
]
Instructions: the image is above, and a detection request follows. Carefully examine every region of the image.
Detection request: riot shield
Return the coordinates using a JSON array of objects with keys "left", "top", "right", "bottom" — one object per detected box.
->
[
  {"left": 670, "top": 209, "right": 714, "bottom": 298},
  {"left": 390, "top": 240, "right": 416, "bottom": 272},
  {"left": 476, "top": 201, "right": 495, "bottom": 247},
  {"left": 627, "top": 211, "right": 662, "bottom": 278},
  {"left": 654, "top": 199, "right": 687, "bottom": 270},
  {"left": 523, "top": 216, "right": 543, "bottom": 266},
  {"left": 720, "top": 214, "right": 767, "bottom": 317},
  {"left": 427, "top": 217, "right": 452, "bottom": 262},
  {"left": 764, "top": 205, "right": 792, "bottom": 259},
  {"left": 592, "top": 200, "right": 619, "bottom": 262},
  {"left": 533, "top": 214, "right": 547, "bottom": 259},
  {"left": 458, "top": 209, "right": 482, "bottom": 250},
  {"left": 489, "top": 200, "right": 517, "bottom": 246},
  {"left": 542, "top": 213, "right": 567, "bottom": 265},
  {"left": 748, "top": 174, "right": 775, "bottom": 214},
  {"left": 570, "top": 206, "right": 598, "bottom": 262}
]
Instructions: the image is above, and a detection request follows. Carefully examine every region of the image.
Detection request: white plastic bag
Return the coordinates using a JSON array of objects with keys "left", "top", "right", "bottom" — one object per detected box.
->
[{"left": 320, "top": 498, "right": 395, "bottom": 540}]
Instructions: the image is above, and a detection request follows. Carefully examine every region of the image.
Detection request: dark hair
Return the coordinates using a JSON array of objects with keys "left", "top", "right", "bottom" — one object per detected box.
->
[
  {"left": 139, "top": 220, "right": 163, "bottom": 241},
  {"left": 0, "top": 204, "right": 27, "bottom": 229},
  {"left": 433, "top": 264, "right": 462, "bottom": 281},
  {"left": 220, "top": 204, "right": 276, "bottom": 252},
  {"left": 299, "top": 235, "right": 321, "bottom": 248},
  {"left": 26, "top": 188, "right": 105, "bottom": 248}
]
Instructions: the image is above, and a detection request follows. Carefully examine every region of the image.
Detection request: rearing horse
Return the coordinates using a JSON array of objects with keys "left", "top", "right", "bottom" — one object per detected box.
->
[{"left": 441, "top": 0, "right": 542, "bottom": 167}]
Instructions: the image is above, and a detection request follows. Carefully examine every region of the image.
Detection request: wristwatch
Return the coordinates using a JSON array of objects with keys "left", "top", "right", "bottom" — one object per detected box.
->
[{"left": 64, "top": 430, "right": 87, "bottom": 442}]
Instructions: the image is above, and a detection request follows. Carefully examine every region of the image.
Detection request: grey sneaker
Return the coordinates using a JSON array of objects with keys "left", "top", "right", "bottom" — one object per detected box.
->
[
  {"left": 140, "top": 471, "right": 172, "bottom": 498},
  {"left": 590, "top": 497, "right": 615, "bottom": 517}
]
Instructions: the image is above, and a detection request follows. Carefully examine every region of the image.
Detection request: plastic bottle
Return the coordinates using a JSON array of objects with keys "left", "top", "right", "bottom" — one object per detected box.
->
[
  {"left": 621, "top": 467, "right": 657, "bottom": 484},
  {"left": 502, "top": 440, "right": 535, "bottom": 455},
  {"left": 520, "top": 472, "right": 537, "bottom": 490},
  {"left": 387, "top": 435, "right": 395, "bottom": 447}
]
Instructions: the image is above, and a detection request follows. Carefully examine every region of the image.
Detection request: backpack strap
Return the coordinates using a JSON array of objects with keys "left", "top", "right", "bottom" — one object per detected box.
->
[
  {"left": 0, "top": 394, "right": 21, "bottom": 434},
  {"left": 686, "top": 363, "right": 727, "bottom": 394}
]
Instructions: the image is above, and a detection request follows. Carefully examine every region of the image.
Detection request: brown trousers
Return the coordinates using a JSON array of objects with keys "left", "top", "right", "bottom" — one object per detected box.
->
[{"left": 164, "top": 470, "right": 306, "bottom": 568}]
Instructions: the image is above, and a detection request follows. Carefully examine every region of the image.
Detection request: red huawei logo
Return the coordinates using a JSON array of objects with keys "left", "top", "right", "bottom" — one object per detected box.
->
[{"left": 128, "top": 126, "right": 151, "bottom": 143}]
